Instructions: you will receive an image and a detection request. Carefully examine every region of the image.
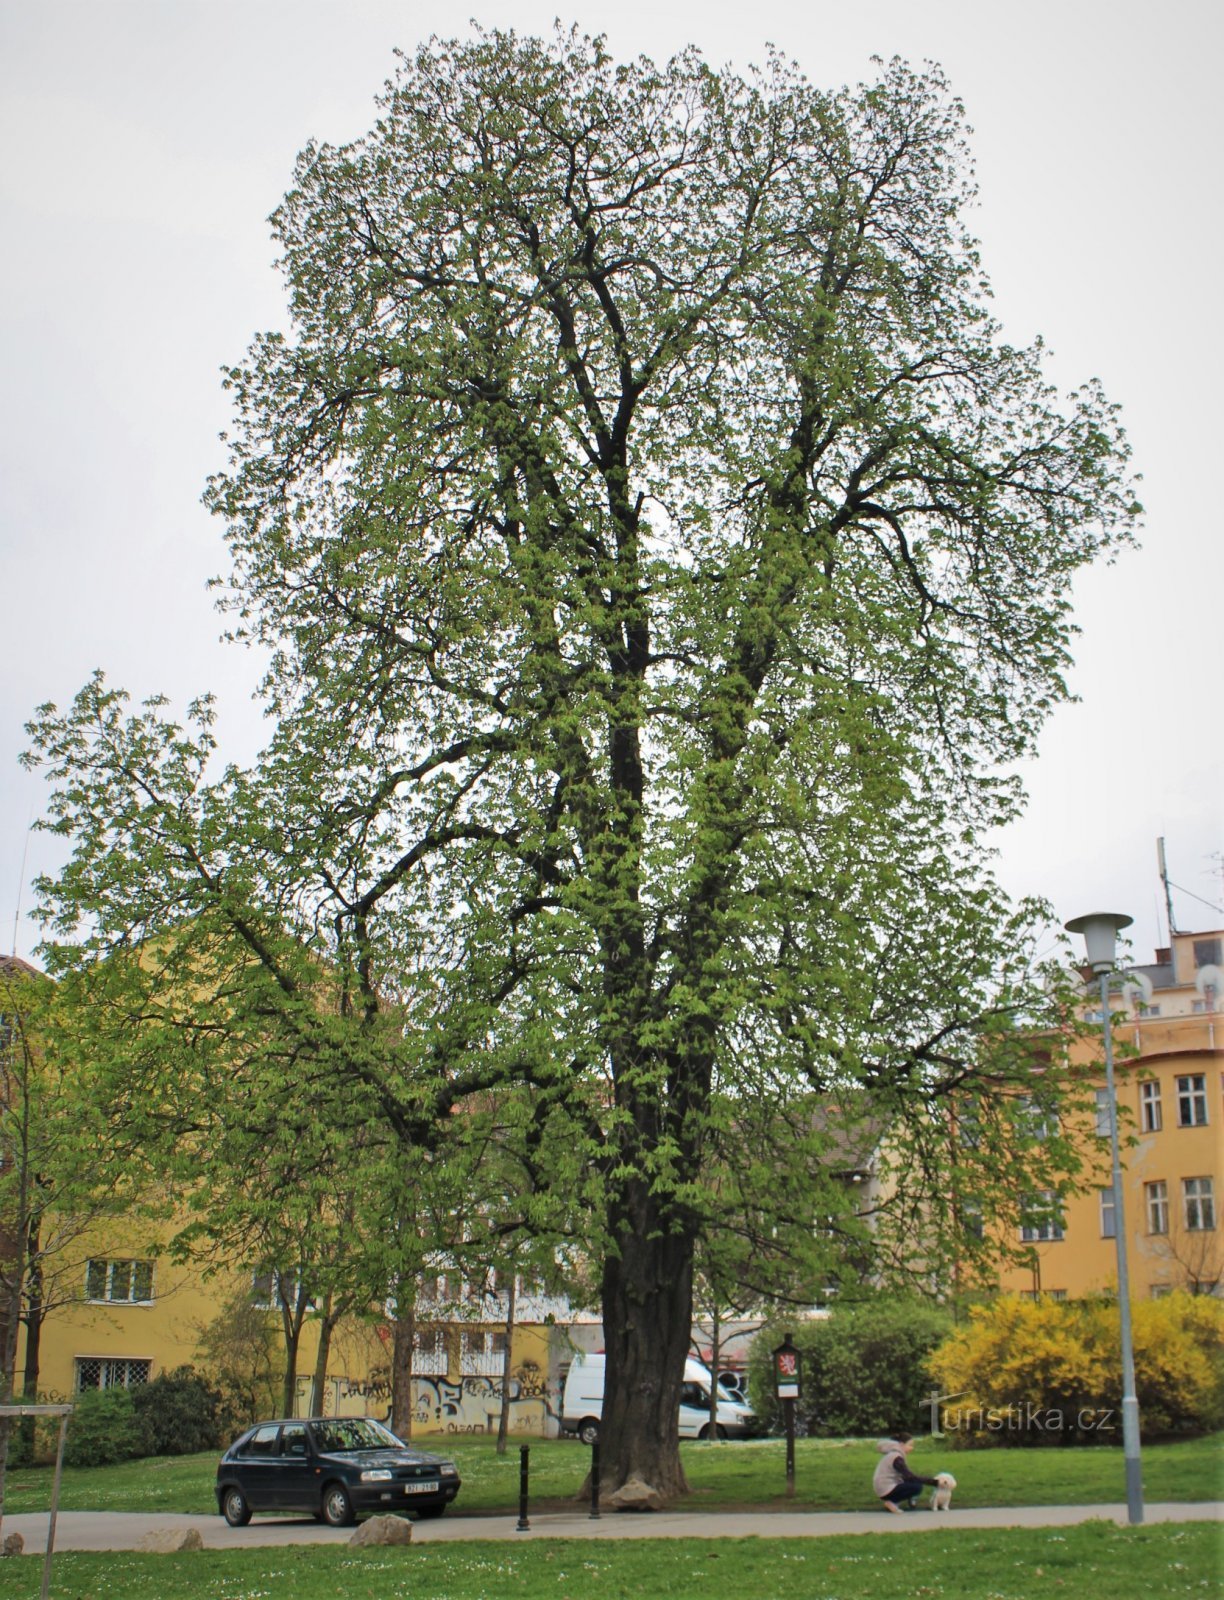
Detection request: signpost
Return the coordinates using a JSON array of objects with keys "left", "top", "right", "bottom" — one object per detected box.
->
[{"left": 771, "top": 1334, "right": 801, "bottom": 1498}]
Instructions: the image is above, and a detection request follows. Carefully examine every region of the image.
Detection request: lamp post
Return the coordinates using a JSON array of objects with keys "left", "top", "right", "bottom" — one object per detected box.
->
[{"left": 1064, "top": 911, "right": 1143, "bottom": 1525}]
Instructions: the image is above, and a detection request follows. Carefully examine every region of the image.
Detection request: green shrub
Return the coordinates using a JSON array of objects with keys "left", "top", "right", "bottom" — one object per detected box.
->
[
  {"left": 928, "top": 1291, "right": 1224, "bottom": 1447},
  {"left": 748, "top": 1299, "right": 953, "bottom": 1437},
  {"left": 63, "top": 1387, "right": 148, "bottom": 1467},
  {"left": 132, "top": 1365, "right": 229, "bottom": 1456}
]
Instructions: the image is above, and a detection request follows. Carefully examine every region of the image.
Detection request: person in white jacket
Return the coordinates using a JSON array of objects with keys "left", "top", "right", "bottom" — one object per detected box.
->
[{"left": 872, "top": 1433, "right": 938, "bottom": 1512}]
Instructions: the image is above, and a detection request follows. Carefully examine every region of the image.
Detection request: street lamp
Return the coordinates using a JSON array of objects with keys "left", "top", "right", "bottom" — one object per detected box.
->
[{"left": 1064, "top": 911, "right": 1143, "bottom": 1525}]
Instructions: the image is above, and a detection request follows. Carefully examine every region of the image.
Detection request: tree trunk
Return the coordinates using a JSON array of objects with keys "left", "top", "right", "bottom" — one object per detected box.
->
[
  {"left": 279, "top": 1280, "right": 310, "bottom": 1418},
  {"left": 18, "top": 1237, "right": 43, "bottom": 1462},
  {"left": 390, "top": 1282, "right": 416, "bottom": 1441},
  {"left": 496, "top": 1274, "right": 516, "bottom": 1455},
  {"left": 598, "top": 1195, "right": 695, "bottom": 1499},
  {"left": 308, "top": 1290, "right": 335, "bottom": 1415}
]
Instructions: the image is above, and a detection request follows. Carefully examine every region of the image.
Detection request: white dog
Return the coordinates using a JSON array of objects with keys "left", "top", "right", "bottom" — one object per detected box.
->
[{"left": 930, "top": 1472, "right": 957, "bottom": 1511}]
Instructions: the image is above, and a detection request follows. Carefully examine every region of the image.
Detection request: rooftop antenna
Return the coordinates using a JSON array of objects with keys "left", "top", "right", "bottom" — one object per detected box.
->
[{"left": 1156, "top": 836, "right": 1178, "bottom": 940}]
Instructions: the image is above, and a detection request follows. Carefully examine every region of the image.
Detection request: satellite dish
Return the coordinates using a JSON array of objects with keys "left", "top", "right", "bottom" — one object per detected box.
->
[
  {"left": 1195, "top": 964, "right": 1222, "bottom": 1001},
  {"left": 1122, "top": 971, "right": 1154, "bottom": 1009}
]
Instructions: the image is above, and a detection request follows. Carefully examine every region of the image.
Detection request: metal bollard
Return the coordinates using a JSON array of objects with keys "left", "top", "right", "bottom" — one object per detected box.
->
[
  {"left": 589, "top": 1437, "right": 601, "bottom": 1519},
  {"left": 516, "top": 1443, "right": 531, "bottom": 1531}
]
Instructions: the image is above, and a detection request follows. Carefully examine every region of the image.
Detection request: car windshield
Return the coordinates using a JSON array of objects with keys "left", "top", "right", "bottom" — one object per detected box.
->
[{"left": 309, "top": 1419, "right": 403, "bottom": 1453}]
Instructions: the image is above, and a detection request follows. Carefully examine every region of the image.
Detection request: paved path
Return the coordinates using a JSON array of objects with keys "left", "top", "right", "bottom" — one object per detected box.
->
[{"left": 2, "top": 1502, "right": 1219, "bottom": 1552}]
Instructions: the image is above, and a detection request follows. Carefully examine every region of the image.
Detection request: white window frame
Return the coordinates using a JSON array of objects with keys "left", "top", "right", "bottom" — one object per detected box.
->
[
  {"left": 74, "top": 1356, "right": 151, "bottom": 1392},
  {"left": 1020, "top": 1192, "right": 1064, "bottom": 1243},
  {"left": 1176, "top": 1075, "right": 1208, "bottom": 1127},
  {"left": 251, "top": 1269, "right": 299, "bottom": 1311},
  {"left": 1140, "top": 1080, "right": 1162, "bottom": 1133},
  {"left": 85, "top": 1258, "right": 154, "bottom": 1305},
  {"left": 1098, "top": 1188, "right": 1117, "bottom": 1238},
  {"left": 1094, "top": 1089, "right": 1112, "bottom": 1138},
  {"left": 1145, "top": 1180, "right": 1169, "bottom": 1235},
  {"left": 1184, "top": 1177, "right": 1216, "bottom": 1231}
]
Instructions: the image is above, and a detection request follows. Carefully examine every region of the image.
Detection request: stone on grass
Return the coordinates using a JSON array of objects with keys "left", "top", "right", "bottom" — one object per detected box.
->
[
  {"left": 606, "top": 1476, "right": 664, "bottom": 1512},
  {"left": 348, "top": 1515, "right": 414, "bottom": 1547},
  {"left": 135, "top": 1527, "right": 205, "bottom": 1553}
]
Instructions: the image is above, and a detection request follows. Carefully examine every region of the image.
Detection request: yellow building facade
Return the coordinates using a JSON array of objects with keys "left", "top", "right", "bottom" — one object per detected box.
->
[
  {"left": 19, "top": 1246, "right": 591, "bottom": 1440},
  {"left": 998, "top": 927, "right": 1222, "bottom": 1301}
]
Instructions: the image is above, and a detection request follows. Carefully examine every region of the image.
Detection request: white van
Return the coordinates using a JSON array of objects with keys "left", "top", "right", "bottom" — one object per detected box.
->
[{"left": 560, "top": 1353, "right": 758, "bottom": 1443}]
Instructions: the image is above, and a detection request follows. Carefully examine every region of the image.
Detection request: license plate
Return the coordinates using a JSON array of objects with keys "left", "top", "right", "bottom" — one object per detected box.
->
[{"left": 404, "top": 1481, "right": 438, "bottom": 1495}]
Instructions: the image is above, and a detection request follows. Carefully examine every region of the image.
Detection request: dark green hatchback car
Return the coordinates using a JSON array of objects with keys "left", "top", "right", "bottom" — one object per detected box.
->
[{"left": 215, "top": 1416, "right": 461, "bottom": 1526}]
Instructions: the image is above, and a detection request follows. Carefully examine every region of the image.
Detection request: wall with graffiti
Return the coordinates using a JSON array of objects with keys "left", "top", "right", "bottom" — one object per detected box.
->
[{"left": 319, "top": 1319, "right": 594, "bottom": 1437}]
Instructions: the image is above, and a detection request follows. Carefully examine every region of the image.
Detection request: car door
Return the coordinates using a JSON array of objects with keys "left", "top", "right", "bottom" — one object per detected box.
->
[
  {"left": 234, "top": 1424, "right": 283, "bottom": 1508},
  {"left": 276, "top": 1423, "right": 316, "bottom": 1512}
]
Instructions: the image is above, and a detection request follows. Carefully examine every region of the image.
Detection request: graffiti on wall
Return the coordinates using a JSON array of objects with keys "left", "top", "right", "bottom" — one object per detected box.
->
[
  {"left": 412, "top": 1362, "right": 559, "bottom": 1434},
  {"left": 330, "top": 1360, "right": 559, "bottom": 1435}
]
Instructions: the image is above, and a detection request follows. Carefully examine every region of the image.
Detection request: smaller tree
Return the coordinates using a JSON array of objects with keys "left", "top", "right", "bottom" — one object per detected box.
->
[
  {"left": 0, "top": 960, "right": 153, "bottom": 1507},
  {"left": 195, "top": 1288, "right": 283, "bottom": 1430}
]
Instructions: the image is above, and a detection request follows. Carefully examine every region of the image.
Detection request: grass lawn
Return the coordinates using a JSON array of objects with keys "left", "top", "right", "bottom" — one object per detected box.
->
[
  {"left": 0, "top": 1525, "right": 1217, "bottom": 1599},
  {"left": 2, "top": 1432, "right": 1220, "bottom": 1518}
]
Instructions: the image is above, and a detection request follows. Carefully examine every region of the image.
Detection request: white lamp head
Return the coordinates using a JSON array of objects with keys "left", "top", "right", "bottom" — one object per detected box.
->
[{"left": 1064, "top": 911, "right": 1133, "bottom": 974}]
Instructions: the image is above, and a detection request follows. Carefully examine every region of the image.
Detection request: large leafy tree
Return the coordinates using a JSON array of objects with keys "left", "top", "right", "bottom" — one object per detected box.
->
[{"left": 27, "top": 30, "right": 1136, "bottom": 1497}]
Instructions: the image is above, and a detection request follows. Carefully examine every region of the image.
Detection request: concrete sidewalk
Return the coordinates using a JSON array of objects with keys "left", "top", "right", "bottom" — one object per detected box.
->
[{"left": 2, "top": 1502, "right": 1219, "bottom": 1552}]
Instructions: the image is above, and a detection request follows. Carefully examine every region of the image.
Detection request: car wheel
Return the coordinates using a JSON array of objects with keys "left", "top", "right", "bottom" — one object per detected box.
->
[
  {"left": 578, "top": 1420, "right": 600, "bottom": 1446},
  {"left": 222, "top": 1486, "right": 252, "bottom": 1527},
  {"left": 321, "top": 1482, "right": 356, "bottom": 1527},
  {"left": 698, "top": 1424, "right": 727, "bottom": 1442}
]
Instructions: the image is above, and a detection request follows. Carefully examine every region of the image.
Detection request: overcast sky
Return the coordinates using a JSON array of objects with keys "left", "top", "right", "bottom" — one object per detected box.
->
[{"left": 2, "top": 0, "right": 1220, "bottom": 968}]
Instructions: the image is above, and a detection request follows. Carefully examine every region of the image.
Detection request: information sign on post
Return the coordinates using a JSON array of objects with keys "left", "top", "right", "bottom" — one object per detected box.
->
[{"left": 771, "top": 1334, "right": 801, "bottom": 1496}]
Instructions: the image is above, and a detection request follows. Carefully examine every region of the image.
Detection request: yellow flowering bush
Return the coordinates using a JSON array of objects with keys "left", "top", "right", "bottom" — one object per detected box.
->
[{"left": 928, "top": 1292, "right": 1223, "bottom": 1446}]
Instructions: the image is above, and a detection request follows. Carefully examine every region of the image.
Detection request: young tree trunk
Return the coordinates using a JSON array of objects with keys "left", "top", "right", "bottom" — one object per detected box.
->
[
  {"left": 597, "top": 1193, "right": 695, "bottom": 1499},
  {"left": 308, "top": 1290, "right": 335, "bottom": 1415},
  {"left": 390, "top": 1283, "right": 416, "bottom": 1441},
  {"left": 18, "top": 1238, "right": 43, "bottom": 1462},
  {"left": 496, "top": 1274, "right": 516, "bottom": 1455},
  {"left": 279, "top": 1280, "right": 310, "bottom": 1418}
]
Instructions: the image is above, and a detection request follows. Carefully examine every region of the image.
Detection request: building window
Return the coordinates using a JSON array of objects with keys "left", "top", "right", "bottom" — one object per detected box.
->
[
  {"left": 1150, "top": 1284, "right": 1173, "bottom": 1300},
  {"left": 1098, "top": 1188, "right": 1117, "bottom": 1238},
  {"left": 1020, "top": 1192, "right": 1064, "bottom": 1242},
  {"left": 413, "top": 1329, "right": 447, "bottom": 1373},
  {"left": 1177, "top": 1075, "right": 1209, "bottom": 1127},
  {"left": 1019, "top": 1099, "right": 1060, "bottom": 1140},
  {"left": 1138, "top": 1004, "right": 1162, "bottom": 1018},
  {"left": 1192, "top": 938, "right": 1222, "bottom": 968},
  {"left": 1145, "top": 1180, "right": 1169, "bottom": 1235},
  {"left": 1184, "top": 1177, "right": 1216, "bottom": 1231},
  {"left": 85, "top": 1259, "right": 154, "bottom": 1304},
  {"left": 251, "top": 1270, "right": 299, "bottom": 1311},
  {"left": 960, "top": 1199, "right": 985, "bottom": 1241},
  {"left": 1094, "top": 1090, "right": 1112, "bottom": 1138},
  {"left": 75, "top": 1357, "right": 151, "bottom": 1392},
  {"left": 1140, "top": 1080, "right": 1162, "bottom": 1133}
]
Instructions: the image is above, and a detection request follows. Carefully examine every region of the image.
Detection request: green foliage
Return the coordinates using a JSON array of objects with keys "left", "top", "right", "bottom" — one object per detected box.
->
[
  {"left": 131, "top": 1366, "right": 229, "bottom": 1456},
  {"left": 23, "top": 25, "right": 1140, "bottom": 1491},
  {"left": 748, "top": 1300, "right": 953, "bottom": 1437},
  {"left": 929, "top": 1292, "right": 1224, "bottom": 1446},
  {"left": 63, "top": 1388, "right": 148, "bottom": 1468},
  {"left": 193, "top": 1291, "right": 283, "bottom": 1433}
]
